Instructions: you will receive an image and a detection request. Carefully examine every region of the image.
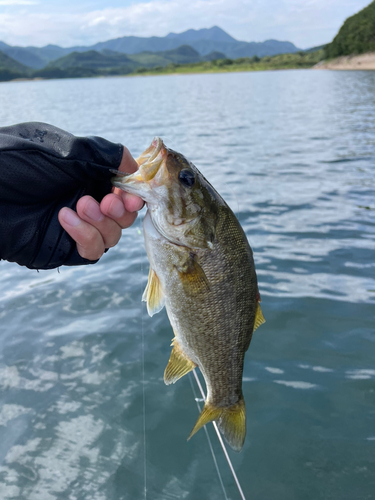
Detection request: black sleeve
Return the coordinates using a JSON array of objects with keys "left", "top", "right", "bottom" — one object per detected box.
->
[{"left": 0, "top": 122, "right": 124, "bottom": 270}]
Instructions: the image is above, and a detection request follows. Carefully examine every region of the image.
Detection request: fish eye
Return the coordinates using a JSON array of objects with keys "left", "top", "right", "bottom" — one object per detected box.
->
[{"left": 178, "top": 169, "right": 195, "bottom": 188}]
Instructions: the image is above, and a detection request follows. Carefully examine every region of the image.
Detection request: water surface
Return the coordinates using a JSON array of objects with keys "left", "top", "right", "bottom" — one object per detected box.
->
[{"left": 0, "top": 70, "right": 374, "bottom": 499}]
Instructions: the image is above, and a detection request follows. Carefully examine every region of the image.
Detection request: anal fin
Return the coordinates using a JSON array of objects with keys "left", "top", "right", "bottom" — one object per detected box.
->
[
  {"left": 142, "top": 267, "right": 165, "bottom": 317},
  {"left": 164, "top": 340, "right": 196, "bottom": 385},
  {"left": 253, "top": 302, "right": 265, "bottom": 332}
]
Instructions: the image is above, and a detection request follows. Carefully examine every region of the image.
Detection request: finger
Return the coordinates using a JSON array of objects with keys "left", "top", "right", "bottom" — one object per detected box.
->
[
  {"left": 111, "top": 147, "right": 144, "bottom": 211},
  {"left": 111, "top": 187, "right": 144, "bottom": 212},
  {"left": 122, "top": 192, "right": 144, "bottom": 213},
  {"left": 100, "top": 193, "right": 138, "bottom": 229},
  {"left": 58, "top": 207, "right": 105, "bottom": 261},
  {"left": 120, "top": 146, "right": 139, "bottom": 174},
  {"left": 76, "top": 196, "right": 123, "bottom": 248}
]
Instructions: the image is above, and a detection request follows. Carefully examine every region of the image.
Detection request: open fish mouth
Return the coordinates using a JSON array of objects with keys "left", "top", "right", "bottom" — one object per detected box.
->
[{"left": 111, "top": 137, "right": 166, "bottom": 194}]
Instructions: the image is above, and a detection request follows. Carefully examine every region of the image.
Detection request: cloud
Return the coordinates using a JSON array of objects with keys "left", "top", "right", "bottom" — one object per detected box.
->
[
  {"left": 0, "top": 0, "right": 38, "bottom": 4},
  {"left": 0, "top": 0, "right": 371, "bottom": 48}
]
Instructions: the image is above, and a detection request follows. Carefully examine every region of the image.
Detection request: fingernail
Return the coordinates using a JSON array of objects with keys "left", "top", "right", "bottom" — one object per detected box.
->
[
  {"left": 84, "top": 199, "right": 104, "bottom": 222},
  {"left": 108, "top": 198, "right": 125, "bottom": 218},
  {"left": 60, "top": 208, "right": 81, "bottom": 227}
]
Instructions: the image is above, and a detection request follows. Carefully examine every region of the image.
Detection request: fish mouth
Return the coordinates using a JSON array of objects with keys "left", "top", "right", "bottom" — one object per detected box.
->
[{"left": 111, "top": 137, "right": 166, "bottom": 197}]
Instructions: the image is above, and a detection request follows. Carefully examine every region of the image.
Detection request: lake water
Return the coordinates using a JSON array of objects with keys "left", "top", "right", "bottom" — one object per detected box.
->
[{"left": 0, "top": 70, "right": 374, "bottom": 500}]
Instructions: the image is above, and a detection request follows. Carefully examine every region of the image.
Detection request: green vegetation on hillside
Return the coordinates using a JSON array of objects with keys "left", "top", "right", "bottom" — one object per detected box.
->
[
  {"left": 39, "top": 45, "right": 222, "bottom": 77},
  {"left": 0, "top": 48, "right": 324, "bottom": 82},
  {"left": 325, "top": 0, "right": 375, "bottom": 57},
  {"left": 131, "top": 50, "right": 324, "bottom": 76},
  {"left": 0, "top": 50, "right": 31, "bottom": 81}
]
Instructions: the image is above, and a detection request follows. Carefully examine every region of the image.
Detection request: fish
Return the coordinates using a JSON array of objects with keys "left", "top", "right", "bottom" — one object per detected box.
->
[{"left": 112, "top": 138, "right": 265, "bottom": 452}]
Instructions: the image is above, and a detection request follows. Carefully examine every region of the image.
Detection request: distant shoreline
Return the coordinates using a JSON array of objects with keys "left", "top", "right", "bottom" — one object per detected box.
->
[
  {"left": 2, "top": 52, "right": 375, "bottom": 84},
  {"left": 1, "top": 67, "right": 312, "bottom": 83},
  {"left": 314, "top": 52, "right": 375, "bottom": 71}
]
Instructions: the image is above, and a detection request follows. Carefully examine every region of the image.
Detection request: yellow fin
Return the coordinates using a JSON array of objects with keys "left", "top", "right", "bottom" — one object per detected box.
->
[
  {"left": 164, "top": 340, "right": 196, "bottom": 385},
  {"left": 142, "top": 268, "right": 165, "bottom": 317},
  {"left": 217, "top": 396, "right": 246, "bottom": 452},
  {"left": 177, "top": 255, "right": 210, "bottom": 294},
  {"left": 188, "top": 402, "right": 222, "bottom": 441},
  {"left": 189, "top": 396, "right": 246, "bottom": 452},
  {"left": 253, "top": 303, "right": 265, "bottom": 332}
]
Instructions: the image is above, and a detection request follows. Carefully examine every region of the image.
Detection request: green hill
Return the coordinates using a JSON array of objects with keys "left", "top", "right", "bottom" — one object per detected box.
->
[
  {"left": 0, "top": 50, "right": 30, "bottom": 80},
  {"left": 0, "top": 28, "right": 301, "bottom": 69},
  {"left": 41, "top": 45, "right": 204, "bottom": 78},
  {"left": 130, "top": 50, "right": 324, "bottom": 76},
  {"left": 0, "top": 44, "right": 323, "bottom": 81},
  {"left": 325, "top": 1, "right": 375, "bottom": 57},
  {"left": 45, "top": 50, "right": 136, "bottom": 71},
  {"left": 146, "top": 45, "right": 201, "bottom": 64}
]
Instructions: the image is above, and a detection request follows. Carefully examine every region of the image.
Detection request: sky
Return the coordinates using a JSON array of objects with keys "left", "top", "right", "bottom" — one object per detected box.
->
[{"left": 0, "top": 0, "right": 371, "bottom": 49}]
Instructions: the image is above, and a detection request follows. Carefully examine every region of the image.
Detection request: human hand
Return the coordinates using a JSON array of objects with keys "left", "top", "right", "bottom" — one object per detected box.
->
[{"left": 58, "top": 147, "right": 144, "bottom": 261}]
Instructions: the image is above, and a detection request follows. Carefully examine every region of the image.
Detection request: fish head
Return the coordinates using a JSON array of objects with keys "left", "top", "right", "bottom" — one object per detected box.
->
[{"left": 112, "top": 138, "right": 221, "bottom": 249}]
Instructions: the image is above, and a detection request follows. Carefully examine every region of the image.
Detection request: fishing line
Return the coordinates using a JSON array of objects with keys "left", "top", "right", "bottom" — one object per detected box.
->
[
  {"left": 141, "top": 256, "right": 147, "bottom": 499},
  {"left": 191, "top": 369, "right": 247, "bottom": 500},
  {"left": 189, "top": 372, "right": 229, "bottom": 500}
]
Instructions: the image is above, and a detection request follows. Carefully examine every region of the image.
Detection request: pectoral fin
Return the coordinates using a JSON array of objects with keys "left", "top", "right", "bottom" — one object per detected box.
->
[
  {"left": 142, "top": 268, "right": 165, "bottom": 317},
  {"left": 176, "top": 254, "right": 210, "bottom": 294},
  {"left": 253, "top": 303, "right": 265, "bottom": 332},
  {"left": 164, "top": 340, "right": 196, "bottom": 385}
]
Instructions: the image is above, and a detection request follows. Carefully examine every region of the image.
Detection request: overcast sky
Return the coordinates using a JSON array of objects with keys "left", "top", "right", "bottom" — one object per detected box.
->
[{"left": 0, "top": 0, "right": 371, "bottom": 49}]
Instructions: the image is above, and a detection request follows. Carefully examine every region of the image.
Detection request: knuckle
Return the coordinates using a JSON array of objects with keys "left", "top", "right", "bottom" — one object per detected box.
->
[
  {"left": 97, "top": 219, "right": 122, "bottom": 248},
  {"left": 77, "top": 228, "right": 104, "bottom": 260},
  {"left": 103, "top": 231, "right": 121, "bottom": 249},
  {"left": 77, "top": 243, "right": 103, "bottom": 261},
  {"left": 120, "top": 211, "right": 137, "bottom": 230}
]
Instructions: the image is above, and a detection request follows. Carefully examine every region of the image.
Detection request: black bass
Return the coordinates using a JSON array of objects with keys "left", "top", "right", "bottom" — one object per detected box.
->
[{"left": 112, "top": 138, "right": 264, "bottom": 452}]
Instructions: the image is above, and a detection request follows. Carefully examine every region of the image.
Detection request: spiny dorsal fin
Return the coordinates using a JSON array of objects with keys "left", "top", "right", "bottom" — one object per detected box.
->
[
  {"left": 142, "top": 267, "right": 165, "bottom": 317},
  {"left": 189, "top": 396, "right": 246, "bottom": 453},
  {"left": 253, "top": 302, "right": 265, "bottom": 332},
  {"left": 164, "top": 340, "right": 196, "bottom": 385}
]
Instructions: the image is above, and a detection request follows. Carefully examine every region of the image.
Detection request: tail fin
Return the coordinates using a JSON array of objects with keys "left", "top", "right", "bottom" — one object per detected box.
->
[
  {"left": 217, "top": 396, "right": 246, "bottom": 452},
  {"left": 188, "top": 396, "right": 246, "bottom": 452}
]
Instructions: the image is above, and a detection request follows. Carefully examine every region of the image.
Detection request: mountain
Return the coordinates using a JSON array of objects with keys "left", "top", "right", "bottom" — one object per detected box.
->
[
  {"left": 325, "top": 1, "right": 375, "bottom": 58},
  {"left": 0, "top": 41, "right": 70, "bottom": 69},
  {"left": 89, "top": 32, "right": 299, "bottom": 58},
  {"left": 188, "top": 39, "right": 299, "bottom": 58},
  {"left": 305, "top": 44, "right": 326, "bottom": 53},
  {"left": 150, "top": 45, "right": 202, "bottom": 64},
  {"left": 0, "top": 27, "right": 300, "bottom": 69},
  {"left": 0, "top": 50, "right": 30, "bottom": 80},
  {"left": 166, "top": 26, "right": 237, "bottom": 43},
  {"left": 0, "top": 50, "right": 29, "bottom": 71},
  {"left": 1, "top": 45, "right": 45, "bottom": 69},
  {"left": 44, "top": 45, "right": 210, "bottom": 76},
  {"left": 46, "top": 50, "right": 135, "bottom": 71},
  {"left": 202, "top": 51, "right": 226, "bottom": 61}
]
